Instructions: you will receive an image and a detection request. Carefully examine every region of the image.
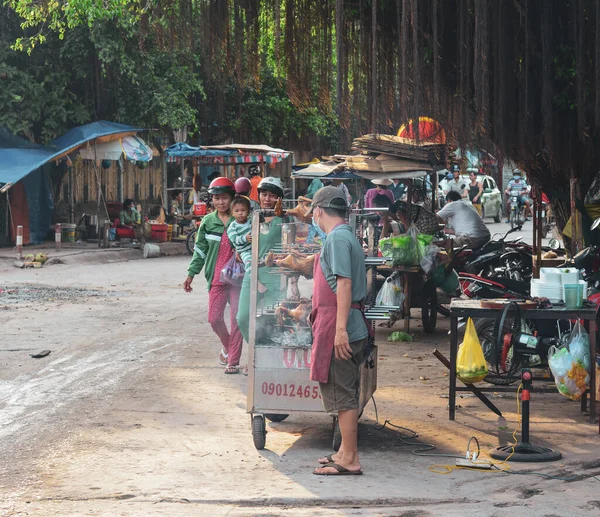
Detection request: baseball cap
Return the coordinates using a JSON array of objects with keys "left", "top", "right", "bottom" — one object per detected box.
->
[{"left": 310, "top": 186, "right": 349, "bottom": 211}]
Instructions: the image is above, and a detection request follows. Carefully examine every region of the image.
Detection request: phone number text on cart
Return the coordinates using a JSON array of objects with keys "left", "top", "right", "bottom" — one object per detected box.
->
[{"left": 261, "top": 382, "right": 321, "bottom": 399}]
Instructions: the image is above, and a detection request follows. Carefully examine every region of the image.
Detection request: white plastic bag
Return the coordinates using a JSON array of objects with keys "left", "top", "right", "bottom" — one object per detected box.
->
[
  {"left": 375, "top": 277, "right": 404, "bottom": 307},
  {"left": 420, "top": 244, "right": 440, "bottom": 275}
]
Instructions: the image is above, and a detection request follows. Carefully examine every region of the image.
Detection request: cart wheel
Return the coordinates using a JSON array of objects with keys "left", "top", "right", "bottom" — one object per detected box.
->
[
  {"left": 421, "top": 286, "right": 438, "bottom": 333},
  {"left": 252, "top": 415, "right": 267, "bottom": 450},
  {"left": 265, "top": 414, "right": 289, "bottom": 423},
  {"left": 332, "top": 417, "right": 342, "bottom": 452}
]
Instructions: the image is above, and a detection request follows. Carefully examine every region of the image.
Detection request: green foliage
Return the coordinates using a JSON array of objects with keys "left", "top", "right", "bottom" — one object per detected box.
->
[
  {"left": 7, "top": 0, "right": 139, "bottom": 52},
  {"left": 224, "top": 75, "right": 338, "bottom": 148},
  {"left": 0, "top": 46, "right": 89, "bottom": 142}
]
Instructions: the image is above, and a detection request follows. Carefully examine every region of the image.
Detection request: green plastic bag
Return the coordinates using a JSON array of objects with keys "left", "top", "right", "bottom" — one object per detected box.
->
[{"left": 378, "top": 225, "right": 419, "bottom": 266}]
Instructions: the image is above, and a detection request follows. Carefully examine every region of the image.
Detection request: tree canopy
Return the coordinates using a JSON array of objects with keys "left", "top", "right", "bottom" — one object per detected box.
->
[{"left": 3, "top": 0, "right": 600, "bottom": 206}]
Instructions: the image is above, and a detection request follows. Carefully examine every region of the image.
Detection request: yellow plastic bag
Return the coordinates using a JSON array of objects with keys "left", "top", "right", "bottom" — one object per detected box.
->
[{"left": 456, "top": 318, "right": 488, "bottom": 384}]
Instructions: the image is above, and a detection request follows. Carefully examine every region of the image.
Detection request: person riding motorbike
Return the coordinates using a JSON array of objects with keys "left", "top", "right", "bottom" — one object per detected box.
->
[
  {"left": 504, "top": 169, "right": 531, "bottom": 221},
  {"left": 234, "top": 177, "right": 260, "bottom": 210},
  {"left": 248, "top": 165, "right": 262, "bottom": 202}
]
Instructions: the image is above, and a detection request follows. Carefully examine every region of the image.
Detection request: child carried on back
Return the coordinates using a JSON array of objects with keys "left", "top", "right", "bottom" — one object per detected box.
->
[{"left": 227, "top": 196, "right": 266, "bottom": 293}]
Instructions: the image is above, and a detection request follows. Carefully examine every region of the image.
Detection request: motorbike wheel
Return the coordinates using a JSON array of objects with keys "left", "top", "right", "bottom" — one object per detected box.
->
[
  {"left": 475, "top": 318, "right": 524, "bottom": 386},
  {"left": 493, "top": 205, "right": 501, "bottom": 224},
  {"left": 509, "top": 209, "right": 517, "bottom": 229},
  {"left": 185, "top": 229, "right": 197, "bottom": 255},
  {"left": 421, "top": 286, "right": 438, "bottom": 333}
]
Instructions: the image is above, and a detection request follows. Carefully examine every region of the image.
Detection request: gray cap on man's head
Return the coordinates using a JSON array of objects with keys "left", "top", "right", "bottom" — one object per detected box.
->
[{"left": 311, "top": 186, "right": 349, "bottom": 210}]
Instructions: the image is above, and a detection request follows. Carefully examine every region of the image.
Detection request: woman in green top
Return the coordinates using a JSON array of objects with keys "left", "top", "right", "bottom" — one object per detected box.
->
[
  {"left": 236, "top": 177, "right": 285, "bottom": 342},
  {"left": 119, "top": 199, "right": 142, "bottom": 240}
]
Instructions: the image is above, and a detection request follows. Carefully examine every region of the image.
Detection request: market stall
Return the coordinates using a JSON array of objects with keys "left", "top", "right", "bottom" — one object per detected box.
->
[
  {"left": 446, "top": 299, "right": 598, "bottom": 435},
  {"left": 164, "top": 143, "right": 292, "bottom": 215}
]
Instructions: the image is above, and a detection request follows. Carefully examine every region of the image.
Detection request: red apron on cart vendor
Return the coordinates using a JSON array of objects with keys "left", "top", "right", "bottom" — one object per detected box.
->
[{"left": 308, "top": 186, "right": 372, "bottom": 477}]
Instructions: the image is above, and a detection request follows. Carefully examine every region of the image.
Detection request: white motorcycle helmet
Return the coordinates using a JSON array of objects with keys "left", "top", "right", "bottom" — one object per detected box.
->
[{"left": 258, "top": 177, "right": 284, "bottom": 198}]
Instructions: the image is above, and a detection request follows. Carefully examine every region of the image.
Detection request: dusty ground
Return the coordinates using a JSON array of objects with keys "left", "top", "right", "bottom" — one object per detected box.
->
[{"left": 0, "top": 252, "right": 599, "bottom": 516}]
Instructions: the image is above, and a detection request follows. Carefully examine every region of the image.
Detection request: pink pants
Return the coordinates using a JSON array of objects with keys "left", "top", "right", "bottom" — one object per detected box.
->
[{"left": 208, "top": 283, "right": 243, "bottom": 366}]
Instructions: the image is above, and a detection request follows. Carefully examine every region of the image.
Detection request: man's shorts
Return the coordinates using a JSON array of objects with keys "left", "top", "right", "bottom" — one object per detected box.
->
[
  {"left": 518, "top": 195, "right": 530, "bottom": 205},
  {"left": 319, "top": 338, "right": 366, "bottom": 413}
]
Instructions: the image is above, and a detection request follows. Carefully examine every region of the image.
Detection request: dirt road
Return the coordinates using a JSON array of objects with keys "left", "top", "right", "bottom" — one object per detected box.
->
[{"left": 1, "top": 256, "right": 599, "bottom": 516}]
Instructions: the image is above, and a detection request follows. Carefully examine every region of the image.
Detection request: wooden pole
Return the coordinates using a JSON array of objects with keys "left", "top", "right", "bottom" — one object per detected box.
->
[
  {"left": 162, "top": 152, "right": 168, "bottom": 211},
  {"left": 570, "top": 175, "right": 581, "bottom": 256},
  {"left": 117, "top": 160, "right": 124, "bottom": 203},
  {"left": 68, "top": 166, "right": 74, "bottom": 224}
]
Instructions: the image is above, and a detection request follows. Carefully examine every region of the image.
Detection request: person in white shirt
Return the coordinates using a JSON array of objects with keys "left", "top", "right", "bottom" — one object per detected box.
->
[
  {"left": 437, "top": 191, "right": 490, "bottom": 249},
  {"left": 445, "top": 167, "right": 468, "bottom": 198}
]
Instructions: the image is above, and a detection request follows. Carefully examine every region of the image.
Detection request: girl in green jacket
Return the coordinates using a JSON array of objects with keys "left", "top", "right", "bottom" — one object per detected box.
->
[{"left": 183, "top": 177, "right": 244, "bottom": 374}]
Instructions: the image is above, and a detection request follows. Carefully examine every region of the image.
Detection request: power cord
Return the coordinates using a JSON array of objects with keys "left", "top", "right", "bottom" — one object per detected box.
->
[
  {"left": 372, "top": 397, "right": 463, "bottom": 459},
  {"left": 370, "top": 392, "right": 600, "bottom": 481}
]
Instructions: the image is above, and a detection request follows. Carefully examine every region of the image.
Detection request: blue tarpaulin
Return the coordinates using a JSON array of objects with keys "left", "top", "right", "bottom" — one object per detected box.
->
[
  {"left": 52, "top": 121, "right": 141, "bottom": 157},
  {"left": 165, "top": 143, "right": 290, "bottom": 164},
  {"left": 0, "top": 121, "right": 142, "bottom": 189},
  {"left": 0, "top": 128, "right": 56, "bottom": 188}
]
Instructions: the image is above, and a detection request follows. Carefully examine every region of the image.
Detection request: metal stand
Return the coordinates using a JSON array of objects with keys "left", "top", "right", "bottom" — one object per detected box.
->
[{"left": 490, "top": 368, "right": 562, "bottom": 462}]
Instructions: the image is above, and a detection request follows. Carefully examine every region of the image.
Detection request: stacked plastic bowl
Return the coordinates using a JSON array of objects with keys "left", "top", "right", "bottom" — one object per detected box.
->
[{"left": 531, "top": 268, "right": 586, "bottom": 304}]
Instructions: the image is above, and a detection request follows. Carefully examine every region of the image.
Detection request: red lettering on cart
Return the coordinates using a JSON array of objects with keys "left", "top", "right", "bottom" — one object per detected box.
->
[
  {"left": 283, "top": 349, "right": 296, "bottom": 368},
  {"left": 260, "top": 383, "right": 322, "bottom": 400},
  {"left": 303, "top": 349, "right": 311, "bottom": 368}
]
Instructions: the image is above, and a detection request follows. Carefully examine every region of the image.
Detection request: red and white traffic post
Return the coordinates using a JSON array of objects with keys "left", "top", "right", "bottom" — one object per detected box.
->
[
  {"left": 55, "top": 223, "right": 61, "bottom": 251},
  {"left": 16, "top": 225, "right": 23, "bottom": 260}
]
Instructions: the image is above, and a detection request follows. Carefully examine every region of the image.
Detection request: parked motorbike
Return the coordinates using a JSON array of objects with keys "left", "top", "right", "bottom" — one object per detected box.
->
[{"left": 452, "top": 226, "right": 533, "bottom": 282}]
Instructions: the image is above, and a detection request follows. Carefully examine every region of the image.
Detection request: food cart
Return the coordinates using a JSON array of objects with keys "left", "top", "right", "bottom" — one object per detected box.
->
[{"left": 246, "top": 208, "right": 391, "bottom": 450}]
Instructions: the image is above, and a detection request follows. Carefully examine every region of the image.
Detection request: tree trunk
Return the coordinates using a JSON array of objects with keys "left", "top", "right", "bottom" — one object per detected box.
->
[{"left": 371, "top": 0, "right": 378, "bottom": 133}]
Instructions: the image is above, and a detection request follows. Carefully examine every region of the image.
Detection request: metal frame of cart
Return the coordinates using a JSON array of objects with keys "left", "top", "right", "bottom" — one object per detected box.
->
[{"left": 246, "top": 208, "right": 379, "bottom": 450}]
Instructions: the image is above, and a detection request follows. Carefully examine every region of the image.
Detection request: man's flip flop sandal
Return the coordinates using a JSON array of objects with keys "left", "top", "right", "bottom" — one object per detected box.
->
[
  {"left": 313, "top": 463, "right": 363, "bottom": 476},
  {"left": 317, "top": 454, "right": 335, "bottom": 465},
  {"left": 224, "top": 365, "right": 240, "bottom": 374}
]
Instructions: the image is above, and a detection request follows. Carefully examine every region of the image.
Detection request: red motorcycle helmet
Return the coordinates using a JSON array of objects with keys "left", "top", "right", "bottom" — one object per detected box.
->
[
  {"left": 208, "top": 177, "right": 235, "bottom": 196},
  {"left": 235, "top": 177, "right": 252, "bottom": 194}
]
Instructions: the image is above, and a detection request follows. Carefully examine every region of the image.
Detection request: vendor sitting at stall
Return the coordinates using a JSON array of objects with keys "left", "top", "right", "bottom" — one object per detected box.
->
[
  {"left": 437, "top": 191, "right": 490, "bottom": 249},
  {"left": 170, "top": 189, "right": 193, "bottom": 227},
  {"left": 170, "top": 189, "right": 184, "bottom": 219},
  {"left": 388, "top": 199, "right": 441, "bottom": 236},
  {"left": 119, "top": 199, "right": 142, "bottom": 240}
]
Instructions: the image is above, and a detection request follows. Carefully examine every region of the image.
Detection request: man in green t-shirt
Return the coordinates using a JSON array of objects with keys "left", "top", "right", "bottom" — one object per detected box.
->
[{"left": 310, "top": 186, "right": 368, "bottom": 476}]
